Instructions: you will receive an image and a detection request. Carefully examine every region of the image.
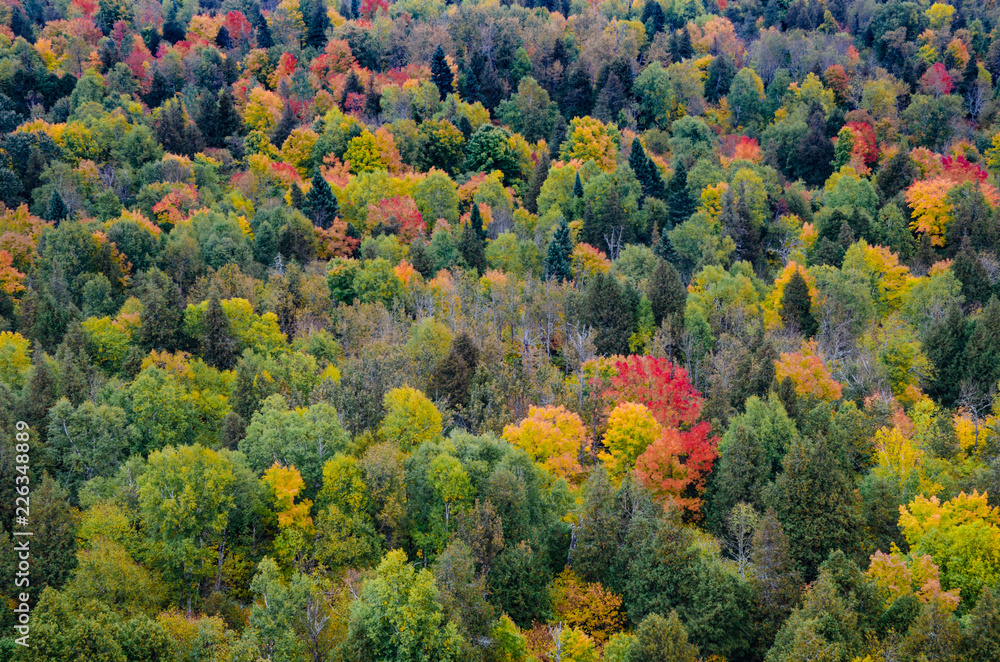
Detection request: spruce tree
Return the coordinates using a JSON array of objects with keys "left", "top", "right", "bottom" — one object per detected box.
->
[
  {"left": 429, "top": 332, "right": 479, "bottom": 407},
  {"left": 963, "top": 295, "right": 1000, "bottom": 396},
  {"left": 46, "top": 190, "right": 68, "bottom": 222},
  {"left": 573, "top": 171, "right": 584, "bottom": 198},
  {"left": 585, "top": 272, "right": 635, "bottom": 356},
  {"left": 544, "top": 219, "right": 573, "bottom": 282},
  {"left": 272, "top": 102, "right": 296, "bottom": 148},
  {"left": 202, "top": 295, "right": 238, "bottom": 370},
  {"left": 664, "top": 160, "right": 693, "bottom": 226},
  {"left": 780, "top": 271, "right": 817, "bottom": 337},
  {"left": 953, "top": 249, "right": 993, "bottom": 307},
  {"left": 137, "top": 269, "right": 188, "bottom": 353},
  {"left": 253, "top": 8, "right": 274, "bottom": 48},
  {"left": 304, "top": 171, "right": 339, "bottom": 229},
  {"left": 350, "top": 0, "right": 360, "bottom": 19},
  {"left": 925, "top": 304, "right": 969, "bottom": 406},
  {"left": 306, "top": 0, "right": 329, "bottom": 49},
  {"left": 162, "top": 2, "right": 185, "bottom": 43},
  {"left": 431, "top": 45, "right": 454, "bottom": 101},
  {"left": 654, "top": 227, "right": 677, "bottom": 263},
  {"left": 629, "top": 136, "right": 650, "bottom": 184},
  {"left": 290, "top": 182, "right": 305, "bottom": 209},
  {"left": 215, "top": 25, "right": 232, "bottom": 49},
  {"left": 792, "top": 105, "right": 834, "bottom": 187},
  {"left": 217, "top": 89, "right": 242, "bottom": 142},
  {"left": 254, "top": 221, "right": 278, "bottom": 266},
  {"left": 524, "top": 150, "right": 550, "bottom": 214},
  {"left": 458, "top": 222, "right": 486, "bottom": 274},
  {"left": 648, "top": 258, "right": 685, "bottom": 328}
]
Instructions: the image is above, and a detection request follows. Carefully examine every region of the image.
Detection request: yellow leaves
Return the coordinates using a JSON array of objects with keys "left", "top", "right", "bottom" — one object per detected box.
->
[
  {"left": 380, "top": 386, "right": 443, "bottom": 450},
  {"left": 698, "top": 182, "right": 728, "bottom": 220},
  {"left": 872, "top": 426, "right": 933, "bottom": 493},
  {"left": 905, "top": 177, "right": 955, "bottom": 247},
  {"left": 0, "top": 331, "right": 30, "bottom": 390},
  {"left": 559, "top": 117, "right": 619, "bottom": 171},
  {"left": 571, "top": 243, "right": 611, "bottom": 280},
  {"left": 925, "top": 2, "right": 956, "bottom": 29},
  {"left": 280, "top": 127, "right": 320, "bottom": 177},
  {"left": 867, "top": 547, "right": 960, "bottom": 612},
  {"left": 774, "top": 339, "right": 843, "bottom": 401},
  {"left": 599, "top": 402, "right": 661, "bottom": 481},
  {"left": 262, "top": 463, "right": 314, "bottom": 532},
  {"left": 842, "top": 240, "right": 916, "bottom": 312},
  {"left": 550, "top": 570, "right": 625, "bottom": 644},
  {"left": 243, "top": 87, "right": 283, "bottom": 133},
  {"left": 345, "top": 130, "right": 386, "bottom": 174},
  {"left": 503, "top": 405, "right": 587, "bottom": 482}
]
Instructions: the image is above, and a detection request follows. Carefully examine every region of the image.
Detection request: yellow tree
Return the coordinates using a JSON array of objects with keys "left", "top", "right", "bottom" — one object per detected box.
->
[
  {"left": 559, "top": 117, "right": 618, "bottom": 171},
  {"left": 905, "top": 177, "right": 954, "bottom": 247},
  {"left": 899, "top": 490, "right": 1000, "bottom": 606},
  {"left": 774, "top": 340, "right": 843, "bottom": 401},
  {"left": 379, "top": 386, "right": 443, "bottom": 450},
  {"left": 599, "top": 402, "right": 662, "bottom": 481},
  {"left": 262, "top": 463, "right": 314, "bottom": 531},
  {"left": 502, "top": 405, "right": 587, "bottom": 481}
]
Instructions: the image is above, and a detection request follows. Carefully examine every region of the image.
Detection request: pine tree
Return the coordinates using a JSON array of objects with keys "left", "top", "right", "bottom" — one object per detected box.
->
[
  {"left": 272, "top": 102, "right": 296, "bottom": 148},
  {"left": 676, "top": 28, "right": 693, "bottom": 59},
  {"left": 458, "top": 222, "right": 486, "bottom": 274},
  {"left": 137, "top": 269, "right": 188, "bottom": 353},
  {"left": 306, "top": 0, "right": 329, "bottom": 49},
  {"left": 644, "top": 1, "right": 666, "bottom": 37},
  {"left": 780, "top": 271, "right": 817, "bottom": 337},
  {"left": 792, "top": 105, "right": 834, "bottom": 187},
  {"left": 429, "top": 332, "right": 479, "bottom": 407},
  {"left": 217, "top": 89, "right": 242, "bottom": 142},
  {"left": 953, "top": 248, "right": 993, "bottom": 307},
  {"left": 202, "top": 295, "right": 238, "bottom": 370},
  {"left": 304, "top": 171, "right": 339, "bottom": 229},
  {"left": 665, "top": 161, "right": 693, "bottom": 226},
  {"left": 254, "top": 221, "right": 278, "bottom": 265},
  {"left": 959, "top": 55, "right": 980, "bottom": 100},
  {"left": 654, "top": 227, "right": 677, "bottom": 263},
  {"left": 925, "top": 304, "right": 969, "bottom": 406},
  {"left": 45, "top": 190, "right": 68, "bottom": 222},
  {"left": 19, "top": 343, "right": 59, "bottom": 442},
  {"left": 585, "top": 272, "right": 635, "bottom": 356},
  {"left": 544, "top": 219, "right": 573, "bottom": 282},
  {"left": 162, "top": 1, "right": 185, "bottom": 44},
  {"left": 350, "top": 0, "right": 360, "bottom": 20},
  {"left": 963, "top": 295, "right": 1000, "bottom": 396},
  {"left": 648, "top": 258, "right": 685, "bottom": 328},
  {"left": 573, "top": 171, "right": 584, "bottom": 198},
  {"left": 290, "top": 182, "right": 305, "bottom": 209},
  {"left": 431, "top": 45, "right": 454, "bottom": 101},
  {"left": 524, "top": 151, "right": 550, "bottom": 214},
  {"left": 253, "top": 8, "right": 274, "bottom": 48},
  {"left": 215, "top": 25, "right": 232, "bottom": 49}
]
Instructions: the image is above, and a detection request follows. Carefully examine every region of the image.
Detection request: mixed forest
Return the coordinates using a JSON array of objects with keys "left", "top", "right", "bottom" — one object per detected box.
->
[{"left": 3, "top": 0, "right": 1000, "bottom": 658}]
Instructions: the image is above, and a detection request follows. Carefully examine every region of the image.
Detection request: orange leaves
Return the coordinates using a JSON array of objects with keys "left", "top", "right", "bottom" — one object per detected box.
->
[
  {"left": 262, "top": 463, "right": 314, "bottom": 532},
  {"left": 635, "top": 422, "right": 716, "bottom": 515},
  {"left": 775, "top": 340, "right": 843, "bottom": 401},
  {"left": 503, "top": 405, "right": 586, "bottom": 481},
  {"left": 868, "top": 549, "right": 961, "bottom": 612},
  {"left": 570, "top": 243, "right": 611, "bottom": 280},
  {"left": 550, "top": 570, "right": 626, "bottom": 644},
  {"left": 315, "top": 219, "right": 361, "bottom": 259},
  {"left": 0, "top": 250, "right": 25, "bottom": 295},
  {"left": 152, "top": 185, "right": 201, "bottom": 227}
]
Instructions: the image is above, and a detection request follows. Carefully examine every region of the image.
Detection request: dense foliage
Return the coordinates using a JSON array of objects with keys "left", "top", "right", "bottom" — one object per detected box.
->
[{"left": 1, "top": 0, "right": 1000, "bottom": 659}]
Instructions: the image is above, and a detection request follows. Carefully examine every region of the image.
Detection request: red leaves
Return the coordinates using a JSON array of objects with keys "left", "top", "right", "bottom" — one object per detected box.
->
[
  {"left": 601, "top": 355, "right": 718, "bottom": 516},
  {"left": 367, "top": 195, "right": 426, "bottom": 242},
  {"left": 603, "top": 355, "right": 703, "bottom": 429},
  {"left": 920, "top": 63, "right": 953, "bottom": 97},
  {"left": 941, "top": 154, "right": 988, "bottom": 184}
]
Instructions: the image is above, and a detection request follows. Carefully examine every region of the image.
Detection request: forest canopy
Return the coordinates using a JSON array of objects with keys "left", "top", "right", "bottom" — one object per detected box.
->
[{"left": 1, "top": 0, "right": 1000, "bottom": 659}]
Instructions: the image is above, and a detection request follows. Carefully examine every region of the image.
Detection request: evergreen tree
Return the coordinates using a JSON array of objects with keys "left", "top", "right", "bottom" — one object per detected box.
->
[
  {"left": 136, "top": 269, "right": 188, "bottom": 353},
  {"left": 524, "top": 150, "right": 550, "bottom": 214},
  {"left": 630, "top": 138, "right": 665, "bottom": 200},
  {"left": 429, "top": 332, "right": 479, "bottom": 407},
  {"left": 648, "top": 258, "right": 685, "bottom": 328},
  {"left": 290, "top": 182, "right": 305, "bottom": 209},
  {"left": 573, "top": 171, "right": 584, "bottom": 199},
  {"left": 770, "top": 434, "right": 863, "bottom": 580},
  {"left": 675, "top": 28, "right": 693, "bottom": 59},
  {"left": 304, "top": 171, "right": 339, "bottom": 229},
  {"left": 18, "top": 343, "right": 59, "bottom": 442},
  {"left": 780, "top": 272, "right": 817, "bottom": 336},
  {"left": 409, "top": 239, "right": 435, "bottom": 277},
  {"left": 665, "top": 161, "right": 693, "bottom": 226},
  {"left": 585, "top": 272, "right": 635, "bottom": 356},
  {"left": 306, "top": 0, "right": 329, "bottom": 49},
  {"left": 431, "top": 45, "right": 454, "bottom": 101},
  {"left": 644, "top": 1, "right": 666, "bottom": 37},
  {"left": 958, "top": 55, "right": 980, "bottom": 100},
  {"left": 965, "top": 586, "right": 1000, "bottom": 662},
  {"left": 469, "top": 200, "right": 486, "bottom": 242},
  {"left": 543, "top": 219, "right": 573, "bottom": 282},
  {"left": 272, "top": 102, "right": 296, "bottom": 148},
  {"left": 31, "top": 474, "right": 79, "bottom": 590},
  {"left": 705, "top": 54, "right": 736, "bottom": 104},
  {"left": 953, "top": 248, "right": 993, "bottom": 307},
  {"left": 162, "top": 2, "right": 185, "bottom": 44},
  {"left": 925, "top": 304, "right": 970, "bottom": 406},
  {"left": 254, "top": 221, "right": 278, "bottom": 265},
  {"left": 458, "top": 222, "right": 486, "bottom": 274},
  {"left": 963, "top": 295, "right": 1000, "bottom": 396},
  {"left": 215, "top": 25, "right": 232, "bottom": 49},
  {"left": 253, "top": 8, "right": 274, "bottom": 48},
  {"left": 45, "top": 189, "right": 68, "bottom": 222},
  {"left": 201, "top": 295, "right": 238, "bottom": 370},
  {"left": 792, "top": 105, "right": 834, "bottom": 187},
  {"left": 216, "top": 89, "right": 242, "bottom": 142}
]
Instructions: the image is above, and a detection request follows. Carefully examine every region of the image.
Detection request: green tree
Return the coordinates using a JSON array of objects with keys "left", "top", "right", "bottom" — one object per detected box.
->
[
  {"left": 345, "top": 549, "right": 464, "bottom": 661},
  {"left": 428, "top": 332, "right": 479, "bottom": 408},
  {"left": 648, "top": 259, "right": 685, "bottom": 328},
  {"left": 780, "top": 271, "right": 817, "bottom": 336},
  {"left": 458, "top": 222, "right": 486, "bottom": 274},
  {"left": 664, "top": 161, "right": 694, "bottom": 228},
  {"left": 463, "top": 125, "right": 526, "bottom": 185},
  {"left": 136, "top": 269, "right": 188, "bottom": 353},
  {"left": 304, "top": 171, "right": 340, "bottom": 230},
  {"left": 585, "top": 272, "right": 636, "bottom": 356},
  {"left": 306, "top": 0, "right": 329, "bottom": 48},
  {"left": 137, "top": 444, "right": 236, "bottom": 609},
  {"left": 31, "top": 474, "right": 80, "bottom": 591},
  {"left": 200, "top": 295, "right": 238, "bottom": 370},
  {"left": 45, "top": 399, "right": 129, "bottom": 500},
  {"left": 544, "top": 219, "right": 573, "bottom": 282},
  {"left": 963, "top": 295, "right": 1000, "bottom": 396},
  {"left": 431, "top": 45, "right": 454, "bottom": 101},
  {"left": 629, "top": 611, "right": 699, "bottom": 662},
  {"left": 45, "top": 189, "right": 68, "bottom": 222}
]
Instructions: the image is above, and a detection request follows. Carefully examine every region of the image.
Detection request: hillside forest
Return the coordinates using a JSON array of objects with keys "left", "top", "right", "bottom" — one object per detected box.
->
[{"left": 1, "top": 0, "right": 1000, "bottom": 659}]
